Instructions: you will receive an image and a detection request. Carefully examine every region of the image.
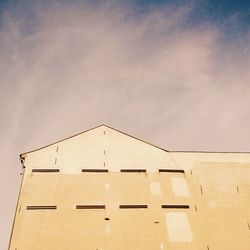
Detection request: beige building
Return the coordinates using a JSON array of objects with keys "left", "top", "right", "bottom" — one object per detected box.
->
[{"left": 9, "top": 125, "right": 250, "bottom": 249}]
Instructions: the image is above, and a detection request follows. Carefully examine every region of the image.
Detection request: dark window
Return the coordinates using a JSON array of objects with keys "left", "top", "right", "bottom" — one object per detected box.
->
[
  {"left": 76, "top": 205, "right": 106, "bottom": 209},
  {"left": 159, "top": 169, "right": 184, "bottom": 173},
  {"left": 32, "top": 169, "right": 60, "bottom": 173},
  {"left": 26, "top": 205, "right": 57, "bottom": 210},
  {"left": 161, "top": 204, "right": 189, "bottom": 209},
  {"left": 119, "top": 204, "right": 148, "bottom": 209},
  {"left": 120, "top": 169, "right": 146, "bottom": 173},
  {"left": 82, "top": 169, "right": 108, "bottom": 173}
]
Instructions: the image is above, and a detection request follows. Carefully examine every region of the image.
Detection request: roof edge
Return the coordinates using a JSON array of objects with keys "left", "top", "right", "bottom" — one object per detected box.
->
[
  {"left": 103, "top": 124, "right": 169, "bottom": 153},
  {"left": 20, "top": 124, "right": 105, "bottom": 157},
  {"left": 19, "top": 124, "right": 250, "bottom": 158},
  {"left": 169, "top": 150, "right": 250, "bottom": 154},
  {"left": 20, "top": 124, "right": 169, "bottom": 157}
]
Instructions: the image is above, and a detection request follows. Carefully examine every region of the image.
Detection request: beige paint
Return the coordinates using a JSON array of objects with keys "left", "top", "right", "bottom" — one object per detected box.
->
[
  {"left": 9, "top": 125, "right": 250, "bottom": 249},
  {"left": 150, "top": 182, "right": 162, "bottom": 195},
  {"left": 171, "top": 177, "right": 190, "bottom": 197},
  {"left": 165, "top": 212, "right": 193, "bottom": 242},
  {"left": 160, "top": 243, "right": 164, "bottom": 249}
]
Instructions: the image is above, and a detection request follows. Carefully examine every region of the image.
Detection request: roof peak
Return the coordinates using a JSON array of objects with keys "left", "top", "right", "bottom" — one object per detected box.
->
[{"left": 20, "top": 124, "right": 168, "bottom": 157}]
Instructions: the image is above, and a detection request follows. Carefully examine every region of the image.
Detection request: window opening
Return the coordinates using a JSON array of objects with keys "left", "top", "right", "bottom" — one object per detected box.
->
[
  {"left": 159, "top": 169, "right": 184, "bottom": 173},
  {"left": 82, "top": 169, "right": 108, "bottom": 173},
  {"left": 32, "top": 169, "right": 59, "bottom": 173},
  {"left": 26, "top": 205, "right": 57, "bottom": 210},
  {"left": 119, "top": 204, "right": 148, "bottom": 209},
  {"left": 76, "top": 205, "right": 106, "bottom": 209},
  {"left": 120, "top": 169, "right": 146, "bottom": 173},
  {"left": 162, "top": 204, "right": 190, "bottom": 209}
]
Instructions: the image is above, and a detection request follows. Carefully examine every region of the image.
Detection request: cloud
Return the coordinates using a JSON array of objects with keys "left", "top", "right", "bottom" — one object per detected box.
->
[{"left": 0, "top": 1, "right": 250, "bottom": 248}]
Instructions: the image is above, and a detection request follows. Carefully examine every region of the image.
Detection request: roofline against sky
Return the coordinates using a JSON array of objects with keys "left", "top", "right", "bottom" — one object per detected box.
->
[
  {"left": 19, "top": 124, "right": 169, "bottom": 157},
  {"left": 19, "top": 124, "right": 250, "bottom": 159}
]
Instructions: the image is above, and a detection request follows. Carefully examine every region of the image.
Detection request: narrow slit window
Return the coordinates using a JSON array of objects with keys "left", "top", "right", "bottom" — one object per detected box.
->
[
  {"left": 159, "top": 169, "right": 185, "bottom": 174},
  {"left": 26, "top": 205, "right": 57, "bottom": 210},
  {"left": 162, "top": 204, "right": 190, "bottom": 209},
  {"left": 82, "top": 169, "right": 108, "bottom": 173},
  {"left": 119, "top": 204, "right": 148, "bottom": 209},
  {"left": 76, "top": 205, "right": 106, "bottom": 209},
  {"left": 120, "top": 169, "right": 146, "bottom": 173},
  {"left": 32, "top": 169, "right": 60, "bottom": 173}
]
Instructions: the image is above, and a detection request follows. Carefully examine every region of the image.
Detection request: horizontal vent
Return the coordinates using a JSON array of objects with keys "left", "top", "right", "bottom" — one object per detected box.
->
[
  {"left": 82, "top": 169, "right": 108, "bottom": 173},
  {"left": 26, "top": 206, "right": 57, "bottom": 210},
  {"left": 32, "top": 169, "right": 60, "bottom": 173},
  {"left": 120, "top": 169, "right": 146, "bottom": 173},
  {"left": 76, "top": 205, "right": 106, "bottom": 209},
  {"left": 159, "top": 169, "right": 184, "bottom": 173},
  {"left": 119, "top": 205, "right": 148, "bottom": 209},
  {"left": 161, "top": 205, "right": 190, "bottom": 209}
]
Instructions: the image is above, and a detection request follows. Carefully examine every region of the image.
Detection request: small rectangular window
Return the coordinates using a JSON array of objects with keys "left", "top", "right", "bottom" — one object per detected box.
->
[
  {"left": 26, "top": 205, "right": 57, "bottom": 210},
  {"left": 161, "top": 205, "right": 190, "bottom": 209},
  {"left": 32, "top": 169, "right": 60, "bottom": 173},
  {"left": 82, "top": 169, "right": 108, "bottom": 173},
  {"left": 120, "top": 169, "right": 146, "bottom": 173},
  {"left": 159, "top": 169, "right": 185, "bottom": 173},
  {"left": 76, "top": 205, "right": 106, "bottom": 209},
  {"left": 119, "top": 205, "right": 148, "bottom": 209}
]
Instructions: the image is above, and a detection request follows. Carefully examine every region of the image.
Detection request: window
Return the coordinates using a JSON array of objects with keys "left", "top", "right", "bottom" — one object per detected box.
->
[
  {"left": 82, "top": 169, "right": 108, "bottom": 173},
  {"left": 162, "top": 204, "right": 189, "bottom": 209},
  {"left": 119, "top": 204, "right": 148, "bottom": 209},
  {"left": 159, "top": 169, "right": 184, "bottom": 173},
  {"left": 26, "top": 205, "right": 57, "bottom": 210},
  {"left": 120, "top": 169, "right": 146, "bottom": 173},
  {"left": 32, "top": 169, "right": 60, "bottom": 173},
  {"left": 76, "top": 205, "right": 106, "bottom": 209}
]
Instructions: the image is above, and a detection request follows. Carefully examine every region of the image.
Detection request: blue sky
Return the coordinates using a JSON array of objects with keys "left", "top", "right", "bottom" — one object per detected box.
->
[
  {"left": 136, "top": 0, "right": 250, "bottom": 35},
  {"left": 0, "top": 0, "right": 249, "bottom": 39},
  {"left": 0, "top": 1, "right": 250, "bottom": 249}
]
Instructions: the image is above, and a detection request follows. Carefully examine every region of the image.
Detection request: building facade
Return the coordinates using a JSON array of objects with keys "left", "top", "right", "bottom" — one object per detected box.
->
[{"left": 9, "top": 125, "right": 250, "bottom": 249}]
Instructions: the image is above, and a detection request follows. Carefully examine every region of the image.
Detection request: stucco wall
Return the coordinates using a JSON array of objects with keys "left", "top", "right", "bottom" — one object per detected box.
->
[{"left": 9, "top": 125, "right": 250, "bottom": 249}]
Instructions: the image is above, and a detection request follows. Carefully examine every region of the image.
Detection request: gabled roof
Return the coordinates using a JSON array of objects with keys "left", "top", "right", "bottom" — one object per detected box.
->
[{"left": 20, "top": 124, "right": 169, "bottom": 158}]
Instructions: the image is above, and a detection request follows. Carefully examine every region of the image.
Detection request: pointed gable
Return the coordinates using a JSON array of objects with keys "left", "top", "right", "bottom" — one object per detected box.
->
[{"left": 22, "top": 125, "right": 176, "bottom": 173}]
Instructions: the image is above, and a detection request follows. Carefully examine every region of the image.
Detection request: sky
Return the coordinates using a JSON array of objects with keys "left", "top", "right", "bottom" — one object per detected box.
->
[{"left": 0, "top": 0, "right": 250, "bottom": 248}]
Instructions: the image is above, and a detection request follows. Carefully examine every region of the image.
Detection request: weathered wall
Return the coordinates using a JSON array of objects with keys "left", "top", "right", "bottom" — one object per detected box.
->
[{"left": 9, "top": 125, "right": 250, "bottom": 249}]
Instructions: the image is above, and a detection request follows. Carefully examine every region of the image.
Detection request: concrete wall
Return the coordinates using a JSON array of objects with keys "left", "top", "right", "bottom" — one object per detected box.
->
[{"left": 9, "top": 125, "right": 250, "bottom": 249}]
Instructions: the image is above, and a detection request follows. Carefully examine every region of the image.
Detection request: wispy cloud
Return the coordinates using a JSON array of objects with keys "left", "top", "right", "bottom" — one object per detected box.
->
[{"left": 0, "top": 1, "right": 250, "bottom": 248}]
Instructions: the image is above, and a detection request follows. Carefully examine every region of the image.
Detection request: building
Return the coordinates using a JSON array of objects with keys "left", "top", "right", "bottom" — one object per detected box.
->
[{"left": 9, "top": 125, "right": 250, "bottom": 249}]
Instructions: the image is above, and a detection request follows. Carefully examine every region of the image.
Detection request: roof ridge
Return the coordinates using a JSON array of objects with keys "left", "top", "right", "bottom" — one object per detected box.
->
[{"left": 20, "top": 124, "right": 169, "bottom": 157}]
